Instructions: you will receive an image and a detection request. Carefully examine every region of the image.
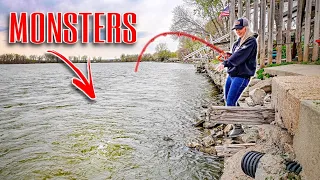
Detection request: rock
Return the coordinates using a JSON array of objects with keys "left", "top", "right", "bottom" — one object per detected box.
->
[
  {"left": 258, "top": 125, "right": 293, "bottom": 152},
  {"left": 214, "top": 130, "right": 224, "bottom": 138},
  {"left": 203, "top": 129, "right": 211, "bottom": 137},
  {"left": 186, "top": 141, "right": 201, "bottom": 148},
  {"left": 224, "top": 138, "right": 234, "bottom": 144},
  {"left": 163, "top": 136, "right": 173, "bottom": 141},
  {"left": 220, "top": 149, "right": 254, "bottom": 180},
  {"left": 238, "top": 96, "right": 246, "bottom": 101},
  {"left": 283, "top": 143, "right": 296, "bottom": 160},
  {"left": 241, "top": 129, "right": 259, "bottom": 143},
  {"left": 264, "top": 94, "right": 272, "bottom": 103},
  {"left": 284, "top": 143, "right": 294, "bottom": 154},
  {"left": 202, "top": 135, "right": 216, "bottom": 147},
  {"left": 223, "top": 124, "right": 233, "bottom": 135},
  {"left": 238, "top": 101, "right": 250, "bottom": 107},
  {"left": 263, "top": 102, "right": 272, "bottom": 109},
  {"left": 255, "top": 154, "right": 286, "bottom": 180},
  {"left": 210, "top": 129, "right": 216, "bottom": 135},
  {"left": 202, "top": 105, "right": 208, "bottom": 109},
  {"left": 250, "top": 78, "right": 272, "bottom": 93},
  {"left": 249, "top": 79, "right": 262, "bottom": 87},
  {"left": 242, "top": 89, "right": 249, "bottom": 97},
  {"left": 199, "top": 146, "right": 217, "bottom": 155},
  {"left": 193, "top": 119, "right": 205, "bottom": 127},
  {"left": 203, "top": 122, "right": 216, "bottom": 129},
  {"left": 216, "top": 140, "right": 223, "bottom": 145},
  {"left": 249, "top": 88, "right": 267, "bottom": 105},
  {"left": 245, "top": 97, "right": 255, "bottom": 107}
]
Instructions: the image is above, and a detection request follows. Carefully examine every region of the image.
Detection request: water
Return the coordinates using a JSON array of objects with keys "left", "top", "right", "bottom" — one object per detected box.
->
[{"left": 0, "top": 62, "right": 223, "bottom": 180}]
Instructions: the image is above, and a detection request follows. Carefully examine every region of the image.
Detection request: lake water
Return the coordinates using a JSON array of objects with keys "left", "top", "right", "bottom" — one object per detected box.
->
[{"left": 0, "top": 62, "right": 223, "bottom": 179}]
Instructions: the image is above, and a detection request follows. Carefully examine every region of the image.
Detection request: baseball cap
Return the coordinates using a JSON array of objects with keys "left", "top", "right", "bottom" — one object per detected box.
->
[{"left": 232, "top": 18, "right": 249, "bottom": 30}]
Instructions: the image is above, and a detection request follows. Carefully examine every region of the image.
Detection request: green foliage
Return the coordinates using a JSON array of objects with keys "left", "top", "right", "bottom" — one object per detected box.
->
[
  {"left": 210, "top": 59, "right": 220, "bottom": 65},
  {"left": 155, "top": 43, "right": 175, "bottom": 61},
  {"left": 256, "top": 68, "right": 265, "bottom": 80},
  {"left": 192, "top": 0, "right": 223, "bottom": 18},
  {"left": 120, "top": 54, "right": 139, "bottom": 62},
  {"left": 256, "top": 68, "right": 271, "bottom": 80}
]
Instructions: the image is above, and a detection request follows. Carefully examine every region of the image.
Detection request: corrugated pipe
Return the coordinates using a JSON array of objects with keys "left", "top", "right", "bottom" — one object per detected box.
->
[{"left": 241, "top": 151, "right": 303, "bottom": 178}]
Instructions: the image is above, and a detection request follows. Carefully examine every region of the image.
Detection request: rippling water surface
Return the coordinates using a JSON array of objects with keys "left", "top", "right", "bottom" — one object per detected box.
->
[{"left": 0, "top": 62, "right": 223, "bottom": 179}]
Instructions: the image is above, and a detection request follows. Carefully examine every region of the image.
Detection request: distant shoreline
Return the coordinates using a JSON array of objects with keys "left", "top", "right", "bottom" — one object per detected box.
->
[{"left": 0, "top": 59, "right": 188, "bottom": 64}]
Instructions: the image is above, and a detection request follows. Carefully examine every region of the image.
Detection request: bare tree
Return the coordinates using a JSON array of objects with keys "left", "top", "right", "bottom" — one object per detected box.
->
[{"left": 170, "top": 6, "right": 209, "bottom": 36}]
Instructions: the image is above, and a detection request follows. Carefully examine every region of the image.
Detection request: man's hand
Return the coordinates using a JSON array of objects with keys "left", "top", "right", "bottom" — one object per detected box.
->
[{"left": 215, "top": 62, "right": 225, "bottom": 72}]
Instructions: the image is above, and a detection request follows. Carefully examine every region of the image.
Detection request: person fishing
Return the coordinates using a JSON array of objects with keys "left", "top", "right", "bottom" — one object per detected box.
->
[{"left": 216, "top": 18, "right": 258, "bottom": 137}]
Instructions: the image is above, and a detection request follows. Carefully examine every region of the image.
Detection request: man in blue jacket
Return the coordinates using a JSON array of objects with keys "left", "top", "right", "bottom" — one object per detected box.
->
[{"left": 217, "top": 18, "right": 258, "bottom": 137}]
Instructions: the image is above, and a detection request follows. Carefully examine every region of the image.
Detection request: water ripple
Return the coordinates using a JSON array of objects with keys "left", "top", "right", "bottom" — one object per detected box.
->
[{"left": 0, "top": 62, "right": 223, "bottom": 179}]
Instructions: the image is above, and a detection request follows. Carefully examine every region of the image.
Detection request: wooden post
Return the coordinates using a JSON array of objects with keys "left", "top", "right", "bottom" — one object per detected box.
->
[
  {"left": 238, "top": 0, "right": 243, "bottom": 18},
  {"left": 254, "top": 0, "right": 260, "bottom": 64},
  {"left": 303, "top": 0, "right": 312, "bottom": 62},
  {"left": 260, "top": 0, "right": 266, "bottom": 68},
  {"left": 312, "top": 0, "right": 320, "bottom": 61},
  {"left": 254, "top": 0, "right": 259, "bottom": 32},
  {"left": 230, "top": 0, "right": 236, "bottom": 50},
  {"left": 276, "top": 0, "right": 284, "bottom": 64},
  {"left": 295, "top": 0, "right": 304, "bottom": 62},
  {"left": 286, "top": 0, "right": 293, "bottom": 62},
  {"left": 246, "top": 0, "right": 251, "bottom": 21},
  {"left": 267, "top": 0, "right": 275, "bottom": 65}
]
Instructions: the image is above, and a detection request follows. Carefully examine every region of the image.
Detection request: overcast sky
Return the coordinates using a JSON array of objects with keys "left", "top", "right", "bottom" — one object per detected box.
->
[{"left": 0, "top": 0, "right": 184, "bottom": 59}]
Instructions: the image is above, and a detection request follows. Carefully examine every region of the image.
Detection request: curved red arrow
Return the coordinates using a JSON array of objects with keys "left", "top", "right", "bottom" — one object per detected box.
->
[
  {"left": 134, "top": 31, "right": 226, "bottom": 72},
  {"left": 47, "top": 50, "right": 96, "bottom": 100}
]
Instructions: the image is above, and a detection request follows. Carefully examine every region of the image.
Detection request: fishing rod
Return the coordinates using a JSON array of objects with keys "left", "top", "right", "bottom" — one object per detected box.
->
[{"left": 134, "top": 31, "right": 229, "bottom": 72}]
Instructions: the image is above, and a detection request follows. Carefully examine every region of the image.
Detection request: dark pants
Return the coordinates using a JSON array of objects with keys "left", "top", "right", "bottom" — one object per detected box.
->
[{"left": 224, "top": 76, "right": 250, "bottom": 106}]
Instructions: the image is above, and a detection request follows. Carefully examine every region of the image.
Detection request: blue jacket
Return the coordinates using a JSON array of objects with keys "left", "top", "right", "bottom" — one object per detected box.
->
[{"left": 222, "top": 35, "right": 257, "bottom": 78}]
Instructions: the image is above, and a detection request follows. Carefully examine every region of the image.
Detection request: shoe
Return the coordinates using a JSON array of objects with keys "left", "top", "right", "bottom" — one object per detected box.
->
[{"left": 229, "top": 124, "right": 244, "bottom": 138}]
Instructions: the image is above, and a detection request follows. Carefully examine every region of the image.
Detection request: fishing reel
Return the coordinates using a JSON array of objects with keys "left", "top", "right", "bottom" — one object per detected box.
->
[{"left": 215, "top": 52, "right": 232, "bottom": 62}]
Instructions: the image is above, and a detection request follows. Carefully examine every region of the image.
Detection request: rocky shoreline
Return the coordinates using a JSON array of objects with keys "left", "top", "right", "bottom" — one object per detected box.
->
[{"left": 191, "top": 62, "right": 302, "bottom": 179}]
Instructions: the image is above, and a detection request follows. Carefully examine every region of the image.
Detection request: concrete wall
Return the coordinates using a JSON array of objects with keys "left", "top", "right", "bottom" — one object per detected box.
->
[
  {"left": 293, "top": 100, "right": 320, "bottom": 180},
  {"left": 271, "top": 76, "right": 320, "bottom": 134}
]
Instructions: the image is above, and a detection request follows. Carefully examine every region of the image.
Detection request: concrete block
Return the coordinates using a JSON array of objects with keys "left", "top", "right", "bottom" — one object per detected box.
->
[
  {"left": 271, "top": 76, "right": 320, "bottom": 134},
  {"left": 293, "top": 100, "right": 320, "bottom": 180}
]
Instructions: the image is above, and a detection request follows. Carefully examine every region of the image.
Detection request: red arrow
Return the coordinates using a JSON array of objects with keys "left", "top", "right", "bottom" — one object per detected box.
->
[{"left": 47, "top": 50, "right": 96, "bottom": 100}]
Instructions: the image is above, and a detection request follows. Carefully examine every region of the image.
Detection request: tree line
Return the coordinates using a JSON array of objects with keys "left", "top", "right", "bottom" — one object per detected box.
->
[
  {"left": 0, "top": 43, "right": 179, "bottom": 64},
  {"left": 0, "top": 53, "right": 105, "bottom": 64},
  {"left": 120, "top": 43, "right": 178, "bottom": 62}
]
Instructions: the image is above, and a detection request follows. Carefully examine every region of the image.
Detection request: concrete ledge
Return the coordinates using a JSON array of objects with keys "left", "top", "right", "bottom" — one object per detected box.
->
[
  {"left": 265, "top": 64, "right": 320, "bottom": 76},
  {"left": 271, "top": 76, "right": 320, "bottom": 134},
  {"left": 293, "top": 100, "right": 320, "bottom": 180}
]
